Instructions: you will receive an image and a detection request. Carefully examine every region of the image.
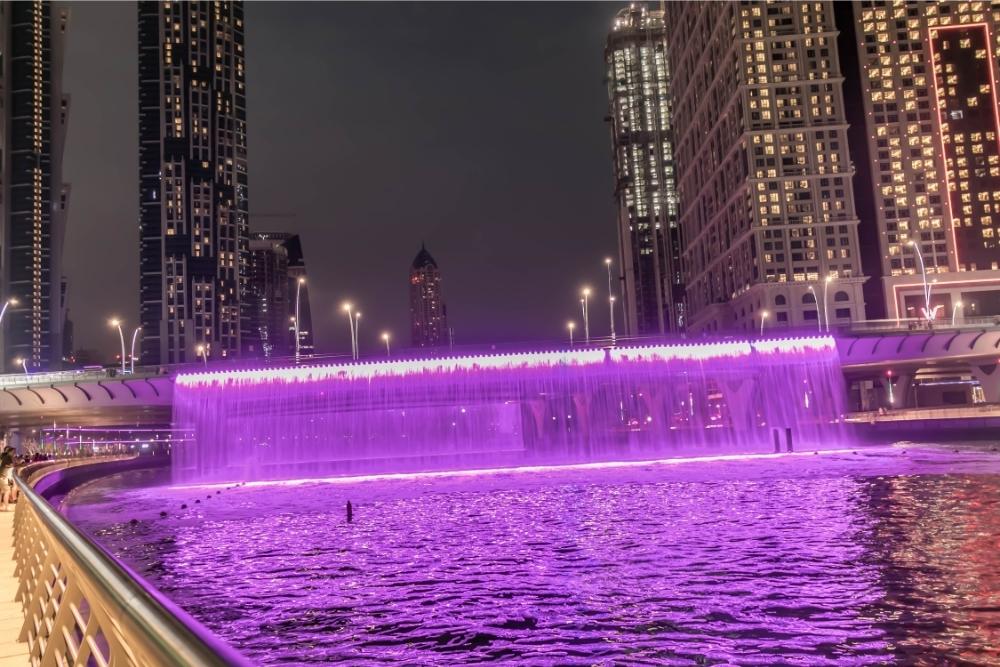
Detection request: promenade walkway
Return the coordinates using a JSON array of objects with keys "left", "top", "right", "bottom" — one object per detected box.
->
[{"left": 0, "top": 508, "right": 26, "bottom": 665}]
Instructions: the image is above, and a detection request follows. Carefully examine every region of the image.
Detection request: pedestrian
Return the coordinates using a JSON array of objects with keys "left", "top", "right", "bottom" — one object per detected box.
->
[{"left": 0, "top": 446, "right": 15, "bottom": 511}]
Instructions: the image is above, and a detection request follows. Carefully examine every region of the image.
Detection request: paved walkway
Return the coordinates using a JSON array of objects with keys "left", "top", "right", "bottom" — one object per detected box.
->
[{"left": 0, "top": 508, "right": 27, "bottom": 666}]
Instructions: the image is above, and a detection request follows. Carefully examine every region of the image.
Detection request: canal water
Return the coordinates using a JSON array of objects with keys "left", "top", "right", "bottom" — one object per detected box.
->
[{"left": 64, "top": 445, "right": 1000, "bottom": 665}]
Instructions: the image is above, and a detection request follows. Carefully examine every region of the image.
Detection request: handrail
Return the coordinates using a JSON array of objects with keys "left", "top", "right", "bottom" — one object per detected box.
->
[{"left": 12, "top": 471, "right": 250, "bottom": 666}]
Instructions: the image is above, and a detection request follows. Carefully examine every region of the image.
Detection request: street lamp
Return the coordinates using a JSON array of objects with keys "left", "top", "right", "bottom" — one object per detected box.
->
[
  {"left": 129, "top": 326, "right": 141, "bottom": 374},
  {"left": 354, "top": 313, "right": 361, "bottom": 359},
  {"left": 807, "top": 286, "right": 822, "bottom": 332},
  {"left": 580, "top": 287, "right": 591, "bottom": 345},
  {"left": 342, "top": 303, "right": 357, "bottom": 360},
  {"left": 381, "top": 331, "right": 391, "bottom": 357},
  {"left": 907, "top": 240, "right": 931, "bottom": 320},
  {"left": 759, "top": 310, "right": 769, "bottom": 336},
  {"left": 952, "top": 300, "right": 963, "bottom": 327},
  {"left": 294, "top": 277, "right": 305, "bottom": 364},
  {"left": 567, "top": 321, "right": 576, "bottom": 347},
  {"left": 196, "top": 344, "right": 208, "bottom": 367},
  {"left": 109, "top": 318, "right": 126, "bottom": 374},
  {"left": 823, "top": 275, "right": 834, "bottom": 333},
  {"left": 604, "top": 258, "right": 616, "bottom": 344},
  {"left": 0, "top": 297, "right": 18, "bottom": 327},
  {"left": 14, "top": 357, "right": 27, "bottom": 375}
]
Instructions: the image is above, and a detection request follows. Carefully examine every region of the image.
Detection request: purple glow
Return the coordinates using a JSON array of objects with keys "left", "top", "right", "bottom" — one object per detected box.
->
[{"left": 172, "top": 336, "right": 847, "bottom": 483}]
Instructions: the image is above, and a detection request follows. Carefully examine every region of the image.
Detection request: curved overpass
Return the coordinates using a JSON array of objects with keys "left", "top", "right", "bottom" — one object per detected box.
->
[{"left": 0, "top": 370, "right": 173, "bottom": 429}]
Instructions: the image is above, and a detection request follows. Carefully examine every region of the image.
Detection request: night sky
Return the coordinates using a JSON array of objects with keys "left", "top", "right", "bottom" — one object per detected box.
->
[{"left": 63, "top": 2, "right": 621, "bottom": 359}]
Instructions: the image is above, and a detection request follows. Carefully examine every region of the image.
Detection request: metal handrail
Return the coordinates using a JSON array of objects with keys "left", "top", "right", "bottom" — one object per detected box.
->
[{"left": 12, "top": 472, "right": 250, "bottom": 666}]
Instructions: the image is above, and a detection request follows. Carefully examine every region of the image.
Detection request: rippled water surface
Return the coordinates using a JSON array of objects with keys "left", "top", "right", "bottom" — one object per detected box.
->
[{"left": 64, "top": 447, "right": 1000, "bottom": 665}]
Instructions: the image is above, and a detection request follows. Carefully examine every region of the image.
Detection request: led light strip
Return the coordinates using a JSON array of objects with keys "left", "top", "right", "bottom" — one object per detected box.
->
[{"left": 175, "top": 336, "right": 837, "bottom": 387}]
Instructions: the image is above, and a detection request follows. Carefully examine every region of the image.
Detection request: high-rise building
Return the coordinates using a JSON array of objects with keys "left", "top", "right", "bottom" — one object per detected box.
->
[
  {"left": 246, "top": 234, "right": 290, "bottom": 359},
  {"left": 409, "top": 244, "right": 448, "bottom": 348},
  {"left": 138, "top": 1, "right": 249, "bottom": 365},
  {"left": 0, "top": 1, "right": 71, "bottom": 371},
  {"left": 853, "top": 1, "right": 1000, "bottom": 321},
  {"left": 666, "top": 1, "right": 867, "bottom": 333},
  {"left": 244, "top": 231, "right": 312, "bottom": 359},
  {"left": 605, "top": 4, "right": 682, "bottom": 334}
]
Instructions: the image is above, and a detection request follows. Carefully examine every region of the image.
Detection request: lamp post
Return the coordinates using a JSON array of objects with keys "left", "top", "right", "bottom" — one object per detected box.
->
[
  {"left": 759, "top": 310, "right": 769, "bottom": 336},
  {"left": 109, "top": 319, "right": 126, "bottom": 374},
  {"left": 567, "top": 321, "right": 576, "bottom": 347},
  {"left": 581, "top": 287, "right": 591, "bottom": 345},
  {"left": 129, "top": 327, "right": 141, "bottom": 374},
  {"left": 294, "top": 277, "right": 305, "bottom": 363},
  {"left": 604, "top": 258, "right": 616, "bottom": 344},
  {"left": 952, "top": 300, "right": 963, "bottom": 327},
  {"left": 354, "top": 313, "right": 361, "bottom": 359},
  {"left": 807, "top": 286, "right": 822, "bottom": 332},
  {"left": 342, "top": 303, "right": 357, "bottom": 360},
  {"left": 196, "top": 344, "right": 207, "bottom": 367},
  {"left": 381, "top": 332, "right": 391, "bottom": 357},
  {"left": 907, "top": 240, "right": 931, "bottom": 320},
  {"left": 14, "top": 357, "right": 27, "bottom": 375},
  {"left": 823, "top": 275, "right": 834, "bottom": 333},
  {"left": 0, "top": 297, "right": 18, "bottom": 327}
]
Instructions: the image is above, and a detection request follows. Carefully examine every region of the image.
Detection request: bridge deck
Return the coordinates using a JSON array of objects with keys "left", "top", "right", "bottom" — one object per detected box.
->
[{"left": 0, "top": 508, "right": 26, "bottom": 665}]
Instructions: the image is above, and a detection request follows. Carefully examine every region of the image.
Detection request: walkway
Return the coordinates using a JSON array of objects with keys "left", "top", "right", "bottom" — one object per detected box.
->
[{"left": 0, "top": 508, "right": 26, "bottom": 665}]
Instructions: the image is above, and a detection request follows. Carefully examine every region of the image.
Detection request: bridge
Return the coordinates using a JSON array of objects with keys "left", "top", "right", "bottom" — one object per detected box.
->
[{"left": 0, "top": 323, "right": 998, "bottom": 440}]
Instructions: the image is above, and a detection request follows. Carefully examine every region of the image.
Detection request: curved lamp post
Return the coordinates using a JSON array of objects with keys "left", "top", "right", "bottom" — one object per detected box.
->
[
  {"left": 129, "top": 327, "right": 141, "bottom": 374},
  {"left": 109, "top": 319, "right": 126, "bottom": 374},
  {"left": 294, "top": 277, "right": 305, "bottom": 363}
]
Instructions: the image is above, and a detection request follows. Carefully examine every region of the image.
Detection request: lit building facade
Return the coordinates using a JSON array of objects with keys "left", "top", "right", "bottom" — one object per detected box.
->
[
  {"left": 246, "top": 234, "right": 289, "bottom": 359},
  {"left": 0, "top": 1, "right": 71, "bottom": 371},
  {"left": 245, "top": 231, "right": 312, "bottom": 359},
  {"left": 605, "top": 4, "right": 682, "bottom": 334},
  {"left": 409, "top": 244, "right": 448, "bottom": 348},
  {"left": 854, "top": 1, "right": 1000, "bottom": 320},
  {"left": 666, "top": 1, "right": 867, "bottom": 333},
  {"left": 138, "top": 0, "right": 249, "bottom": 364}
]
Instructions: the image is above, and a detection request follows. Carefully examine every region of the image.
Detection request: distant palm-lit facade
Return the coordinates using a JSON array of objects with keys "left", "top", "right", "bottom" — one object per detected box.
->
[
  {"left": 854, "top": 1, "right": 1000, "bottom": 320},
  {"left": 605, "top": 4, "right": 682, "bottom": 334},
  {"left": 0, "top": 1, "right": 71, "bottom": 371},
  {"left": 138, "top": 0, "right": 249, "bottom": 365},
  {"left": 410, "top": 245, "right": 448, "bottom": 348},
  {"left": 666, "top": 1, "right": 867, "bottom": 333}
]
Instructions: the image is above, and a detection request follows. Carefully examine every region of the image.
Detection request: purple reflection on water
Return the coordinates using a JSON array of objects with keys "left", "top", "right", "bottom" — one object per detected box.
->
[
  {"left": 172, "top": 337, "right": 848, "bottom": 484},
  {"left": 65, "top": 447, "right": 1000, "bottom": 665}
]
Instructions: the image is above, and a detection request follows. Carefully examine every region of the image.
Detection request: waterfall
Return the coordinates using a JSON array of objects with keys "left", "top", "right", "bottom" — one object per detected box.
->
[{"left": 172, "top": 337, "right": 847, "bottom": 483}]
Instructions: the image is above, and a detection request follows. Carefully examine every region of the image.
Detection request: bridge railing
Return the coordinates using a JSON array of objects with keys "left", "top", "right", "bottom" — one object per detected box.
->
[{"left": 12, "top": 471, "right": 250, "bottom": 666}]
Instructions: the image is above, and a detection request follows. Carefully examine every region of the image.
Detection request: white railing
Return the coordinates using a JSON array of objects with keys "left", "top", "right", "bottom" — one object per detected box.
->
[{"left": 12, "top": 468, "right": 249, "bottom": 666}]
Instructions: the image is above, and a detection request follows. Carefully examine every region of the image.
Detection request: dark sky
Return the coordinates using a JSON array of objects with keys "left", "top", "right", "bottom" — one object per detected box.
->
[{"left": 63, "top": 2, "right": 620, "bottom": 358}]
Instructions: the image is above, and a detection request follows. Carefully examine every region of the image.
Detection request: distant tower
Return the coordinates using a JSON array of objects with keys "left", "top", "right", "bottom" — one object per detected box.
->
[
  {"left": 409, "top": 244, "right": 448, "bottom": 348},
  {"left": 246, "top": 234, "right": 290, "bottom": 359}
]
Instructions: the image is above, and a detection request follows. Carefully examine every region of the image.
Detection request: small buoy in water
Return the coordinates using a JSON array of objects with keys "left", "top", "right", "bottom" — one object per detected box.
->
[
  {"left": 129, "top": 518, "right": 138, "bottom": 525},
  {"left": 181, "top": 504, "right": 187, "bottom": 509},
  {"left": 346, "top": 500, "right": 353, "bottom": 523},
  {"left": 813, "top": 451, "right": 818, "bottom": 455},
  {"left": 195, "top": 499, "right": 201, "bottom": 504},
  {"left": 216, "top": 491, "right": 221, "bottom": 495},
  {"left": 159, "top": 511, "right": 167, "bottom": 518}
]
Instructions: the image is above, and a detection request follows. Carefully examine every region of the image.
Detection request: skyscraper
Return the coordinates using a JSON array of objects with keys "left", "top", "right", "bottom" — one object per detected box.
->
[
  {"left": 245, "top": 231, "right": 313, "bottom": 359},
  {"left": 666, "top": 1, "right": 867, "bottom": 333},
  {"left": 605, "top": 4, "right": 682, "bottom": 334},
  {"left": 246, "top": 234, "right": 289, "bottom": 359},
  {"left": 410, "top": 244, "right": 448, "bottom": 348},
  {"left": 0, "top": 1, "right": 71, "bottom": 371},
  {"left": 853, "top": 1, "right": 1000, "bottom": 321},
  {"left": 138, "top": 1, "right": 249, "bottom": 365}
]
